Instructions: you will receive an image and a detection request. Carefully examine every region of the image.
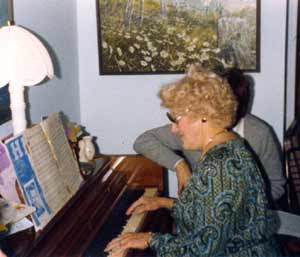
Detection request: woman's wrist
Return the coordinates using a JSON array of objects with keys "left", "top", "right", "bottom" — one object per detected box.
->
[
  {"left": 159, "top": 197, "right": 174, "bottom": 209},
  {"left": 175, "top": 159, "right": 191, "bottom": 174},
  {"left": 146, "top": 232, "right": 153, "bottom": 247},
  {"left": 174, "top": 158, "right": 184, "bottom": 170}
]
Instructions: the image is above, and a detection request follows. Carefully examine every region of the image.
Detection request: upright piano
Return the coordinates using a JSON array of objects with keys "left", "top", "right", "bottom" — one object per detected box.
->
[{"left": 5, "top": 155, "right": 172, "bottom": 257}]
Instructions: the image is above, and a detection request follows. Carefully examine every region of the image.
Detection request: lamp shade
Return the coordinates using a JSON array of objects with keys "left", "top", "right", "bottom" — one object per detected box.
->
[
  {"left": 0, "top": 25, "right": 54, "bottom": 135},
  {"left": 0, "top": 25, "right": 54, "bottom": 87}
]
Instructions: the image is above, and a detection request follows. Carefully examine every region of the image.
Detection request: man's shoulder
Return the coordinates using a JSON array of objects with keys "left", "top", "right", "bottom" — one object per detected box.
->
[{"left": 244, "top": 114, "right": 273, "bottom": 135}]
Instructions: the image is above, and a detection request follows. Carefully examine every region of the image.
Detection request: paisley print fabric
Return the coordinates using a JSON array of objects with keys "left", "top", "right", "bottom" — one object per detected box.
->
[{"left": 150, "top": 139, "right": 281, "bottom": 257}]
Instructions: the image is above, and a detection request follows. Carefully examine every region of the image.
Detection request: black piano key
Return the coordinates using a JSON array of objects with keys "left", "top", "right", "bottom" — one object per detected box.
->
[{"left": 83, "top": 189, "right": 144, "bottom": 257}]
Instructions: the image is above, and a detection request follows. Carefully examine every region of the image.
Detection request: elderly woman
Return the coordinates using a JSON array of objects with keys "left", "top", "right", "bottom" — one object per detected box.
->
[
  {"left": 133, "top": 68, "right": 284, "bottom": 201},
  {"left": 105, "top": 64, "right": 281, "bottom": 257}
]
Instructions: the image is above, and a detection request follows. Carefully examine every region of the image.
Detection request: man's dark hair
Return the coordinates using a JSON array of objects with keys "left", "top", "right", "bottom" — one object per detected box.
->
[{"left": 219, "top": 68, "right": 250, "bottom": 123}]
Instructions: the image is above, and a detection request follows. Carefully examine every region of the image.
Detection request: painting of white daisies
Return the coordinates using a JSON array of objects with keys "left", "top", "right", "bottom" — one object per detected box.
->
[{"left": 96, "top": 0, "right": 260, "bottom": 74}]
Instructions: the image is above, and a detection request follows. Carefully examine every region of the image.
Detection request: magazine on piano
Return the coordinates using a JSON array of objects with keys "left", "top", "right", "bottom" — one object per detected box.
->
[
  {"left": 5, "top": 113, "right": 83, "bottom": 230},
  {"left": 5, "top": 134, "right": 53, "bottom": 230}
]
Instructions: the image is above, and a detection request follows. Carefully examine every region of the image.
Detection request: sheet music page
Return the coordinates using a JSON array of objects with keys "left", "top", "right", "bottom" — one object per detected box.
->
[
  {"left": 40, "top": 113, "right": 83, "bottom": 194},
  {"left": 23, "top": 125, "right": 72, "bottom": 214}
]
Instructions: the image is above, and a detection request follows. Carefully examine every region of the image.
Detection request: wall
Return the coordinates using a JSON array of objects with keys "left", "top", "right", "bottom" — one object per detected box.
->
[
  {"left": 77, "top": 0, "right": 287, "bottom": 154},
  {"left": 0, "top": 0, "right": 80, "bottom": 139},
  {"left": 249, "top": 1, "right": 287, "bottom": 140}
]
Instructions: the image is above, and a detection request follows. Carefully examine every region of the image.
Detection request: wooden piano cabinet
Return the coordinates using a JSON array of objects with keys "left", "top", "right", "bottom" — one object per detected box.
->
[
  {"left": 4, "top": 155, "right": 171, "bottom": 257},
  {"left": 101, "top": 154, "right": 166, "bottom": 192}
]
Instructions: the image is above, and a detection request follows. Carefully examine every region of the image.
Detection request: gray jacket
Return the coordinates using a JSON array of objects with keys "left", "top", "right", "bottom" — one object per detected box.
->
[{"left": 133, "top": 114, "right": 286, "bottom": 201}]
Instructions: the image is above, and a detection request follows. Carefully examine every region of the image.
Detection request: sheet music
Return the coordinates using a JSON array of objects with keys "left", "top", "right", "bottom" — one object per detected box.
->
[
  {"left": 23, "top": 125, "right": 72, "bottom": 214},
  {"left": 40, "top": 113, "right": 83, "bottom": 194},
  {"left": 0, "top": 142, "right": 20, "bottom": 203}
]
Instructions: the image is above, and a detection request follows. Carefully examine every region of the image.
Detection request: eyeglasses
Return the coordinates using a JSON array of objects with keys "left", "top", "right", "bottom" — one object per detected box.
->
[{"left": 166, "top": 112, "right": 181, "bottom": 124}]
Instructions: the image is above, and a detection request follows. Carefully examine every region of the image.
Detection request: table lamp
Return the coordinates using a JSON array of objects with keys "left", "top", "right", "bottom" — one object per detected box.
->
[{"left": 0, "top": 0, "right": 54, "bottom": 135}]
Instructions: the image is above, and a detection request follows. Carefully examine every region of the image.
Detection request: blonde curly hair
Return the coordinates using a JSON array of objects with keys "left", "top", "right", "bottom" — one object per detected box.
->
[{"left": 159, "top": 64, "right": 238, "bottom": 128}]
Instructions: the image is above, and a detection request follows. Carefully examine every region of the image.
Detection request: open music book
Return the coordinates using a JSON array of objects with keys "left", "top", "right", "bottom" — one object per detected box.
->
[{"left": 5, "top": 113, "right": 83, "bottom": 230}]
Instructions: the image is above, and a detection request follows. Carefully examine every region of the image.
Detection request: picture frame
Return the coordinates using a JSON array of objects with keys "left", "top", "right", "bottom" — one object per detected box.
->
[
  {"left": 0, "top": 0, "right": 11, "bottom": 125},
  {"left": 96, "top": 0, "right": 260, "bottom": 75}
]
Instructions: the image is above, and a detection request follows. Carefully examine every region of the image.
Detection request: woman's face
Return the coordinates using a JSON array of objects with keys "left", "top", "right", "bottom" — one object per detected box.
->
[{"left": 170, "top": 114, "right": 203, "bottom": 150}]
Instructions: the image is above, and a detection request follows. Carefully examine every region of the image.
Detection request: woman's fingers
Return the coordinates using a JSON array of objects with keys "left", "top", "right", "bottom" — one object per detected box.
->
[
  {"left": 108, "top": 250, "right": 125, "bottom": 257},
  {"left": 105, "top": 232, "right": 136, "bottom": 252},
  {"left": 126, "top": 197, "right": 146, "bottom": 215},
  {"left": 106, "top": 243, "right": 126, "bottom": 257},
  {"left": 104, "top": 237, "right": 121, "bottom": 252},
  {"left": 104, "top": 232, "right": 149, "bottom": 255},
  {"left": 118, "top": 233, "right": 149, "bottom": 249},
  {"left": 131, "top": 205, "right": 147, "bottom": 215},
  {"left": 126, "top": 196, "right": 160, "bottom": 215}
]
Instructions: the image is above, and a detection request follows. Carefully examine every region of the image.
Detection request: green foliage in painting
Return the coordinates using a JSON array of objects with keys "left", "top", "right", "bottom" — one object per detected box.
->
[{"left": 97, "top": 0, "right": 258, "bottom": 74}]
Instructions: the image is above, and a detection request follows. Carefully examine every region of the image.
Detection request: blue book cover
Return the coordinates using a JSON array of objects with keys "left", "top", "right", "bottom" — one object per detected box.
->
[{"left": 5, "top": 135, "right": 52, "bottom": 230}]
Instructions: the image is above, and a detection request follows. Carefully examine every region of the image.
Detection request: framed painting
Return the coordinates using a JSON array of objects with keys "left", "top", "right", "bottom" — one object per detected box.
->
[
  {"left": 0, "top": 0, "right": 11, "bottom": 124},
  {"left": 96, "top": 0, "right": 260, "bottom": 75}
]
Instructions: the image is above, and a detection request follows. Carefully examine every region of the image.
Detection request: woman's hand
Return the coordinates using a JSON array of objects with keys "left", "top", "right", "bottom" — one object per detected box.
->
[
  {"left": 175, "top": 159, "right": 192, "bottom": 195},
  {"left": 126, "top": 196, "right": 173, "bottom": 215},
  {"left": 104, "top": 232, "right": 152, "bottom": 257}
]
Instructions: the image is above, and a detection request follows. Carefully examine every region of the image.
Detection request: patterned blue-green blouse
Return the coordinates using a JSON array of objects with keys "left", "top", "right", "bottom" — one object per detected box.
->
[{"left": 150, "top": 139, "right": 281, "bottom": 257}]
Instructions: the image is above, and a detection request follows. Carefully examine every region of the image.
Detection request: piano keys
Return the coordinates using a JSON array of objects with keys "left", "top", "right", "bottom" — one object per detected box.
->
[
  {"left": 84, "top": 188, "right": 158, "bottom": 257},
  {"left": 4, "top": 155, "right": 172, "bottom": 257}
]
